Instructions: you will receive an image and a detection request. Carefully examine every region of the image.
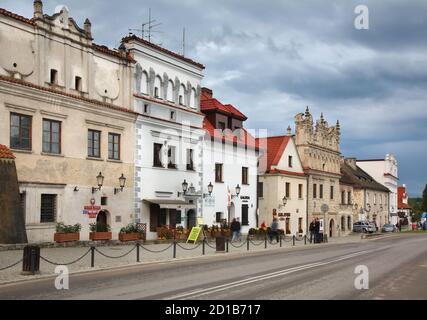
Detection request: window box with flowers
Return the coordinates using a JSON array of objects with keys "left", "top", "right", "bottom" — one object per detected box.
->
[
  {"left": 89, "top": 222, "right": 112, "bottom": 241},
  {"left": 119, "top": 223, "right": 144, "bottom": 242},
  {"left": 54, "top": 223, "right": 81, "bottom": 243}
]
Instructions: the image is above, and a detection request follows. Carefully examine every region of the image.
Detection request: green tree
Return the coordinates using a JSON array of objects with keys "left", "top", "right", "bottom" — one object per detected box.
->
[{"left": 423, "top": 184, "right": 427, "bottom": 212}]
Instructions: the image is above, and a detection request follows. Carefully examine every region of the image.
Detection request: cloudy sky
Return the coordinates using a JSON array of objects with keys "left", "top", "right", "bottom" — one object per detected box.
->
[{"left": 3, "top": 0, "right": 427, "bottom": 196}]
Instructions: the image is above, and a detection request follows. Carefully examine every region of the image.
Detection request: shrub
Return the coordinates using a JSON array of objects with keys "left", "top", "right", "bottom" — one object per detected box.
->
[
  {"left": 120, "top": 223, "right": 144, "bottom": 234},
  {"left": 90, "top": 222, "right": 111, "bottom": 232},
  {"left": 56, "top": 223, "right": 82, "bottom": 234}
]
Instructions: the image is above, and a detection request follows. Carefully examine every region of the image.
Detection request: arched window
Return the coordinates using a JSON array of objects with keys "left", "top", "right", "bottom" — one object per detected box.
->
[
  {"left": 141, "top": 71, "right": 149, "bottom": 95},
  {"left": 167, "top": 80, "right": 174, "bottom": 102},
  {"left": 179, "top": 84, "right": 186, "bottom": 106},
  {"left": 154, "top": 76, "right": 162, "bottom": 99},
  {"left": 190, "top": 88, "right": 197, "bottom": 109}
]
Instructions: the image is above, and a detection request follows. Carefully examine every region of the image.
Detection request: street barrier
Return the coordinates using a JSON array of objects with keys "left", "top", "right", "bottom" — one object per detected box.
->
[{"left": 0, "top": 234, "right": 315, "bottom": 275}]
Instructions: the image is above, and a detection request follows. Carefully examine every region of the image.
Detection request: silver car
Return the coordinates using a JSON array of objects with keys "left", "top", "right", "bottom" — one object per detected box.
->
[
  {"left": 353, "top": 221, "right": 376, "bottom": 233},
  {"left": 382, "top": 224, "right": 396, "bottom": 233}
]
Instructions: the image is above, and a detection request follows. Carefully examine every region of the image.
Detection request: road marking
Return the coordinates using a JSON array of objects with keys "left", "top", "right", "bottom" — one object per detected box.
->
[{"left": 165, "top": 249, "right": 378, "bottom": 300}]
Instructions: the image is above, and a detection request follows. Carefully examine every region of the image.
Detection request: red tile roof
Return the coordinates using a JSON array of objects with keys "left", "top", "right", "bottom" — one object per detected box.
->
[
  {"left": 0, "top": 145, "right": 15, "bottom": 159},
  {"left": 200, "top": 93, "right": 247, "bottom": 121},
  {"left": 398, "top": 186, "right": 412, "bottom": 210},
  {"left": 122, "top": 35, "right": 205, "bottom": 69},
  {"left": 203, "top": 118, "right": 258, "bottom": 150},
  {"left": 0, "top": 75, "right": 138, "bottom": 116},
  {"left": 268, "top": 168, "right": 306, "bottom": 177},
  {"left": 92, "top": 43, "right": 136, "bottom": 63},
  {"left": 0, "top": 8, "right": 35, "bottom": 26},
  {"left": 256, "top": 136, "right": 291, "bottom": 171}
]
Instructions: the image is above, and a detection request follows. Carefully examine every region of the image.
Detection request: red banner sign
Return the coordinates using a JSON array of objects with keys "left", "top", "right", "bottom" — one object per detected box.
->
[{"left": 83, "top": 205, "right": 101, "bottom": 219}]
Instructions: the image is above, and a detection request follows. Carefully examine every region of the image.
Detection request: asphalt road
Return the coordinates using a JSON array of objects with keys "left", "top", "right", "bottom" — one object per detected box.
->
[{"left": 0, "top": 234, "right": 426, "bottom": 300}]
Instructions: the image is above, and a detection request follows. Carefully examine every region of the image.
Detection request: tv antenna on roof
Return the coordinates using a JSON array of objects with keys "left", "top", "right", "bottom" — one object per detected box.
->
[{"left": 128, "top": 8, "right": 162, "bottom": 42}]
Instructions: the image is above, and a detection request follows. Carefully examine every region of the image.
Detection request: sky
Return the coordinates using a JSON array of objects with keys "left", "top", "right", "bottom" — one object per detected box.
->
[{"left": 2, "top": 0, "right": 427, "bottom": 196}]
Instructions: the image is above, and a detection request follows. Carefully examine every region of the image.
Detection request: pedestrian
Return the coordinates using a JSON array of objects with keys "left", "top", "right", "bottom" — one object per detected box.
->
[
  {"left": 231, "top": 218, "right": 241, "bottom": 242},
  {"left": 236, "top": 217, "right": 242, "bottom": 241},
  {"left": 314, "top": 218, "right": 320, "bottom": 243},
  {"left": 269, "top": 218, "right": 280, "bottom": 243},
  {"left": 309, "top": 219, "right": 315, "bottom": 244}
]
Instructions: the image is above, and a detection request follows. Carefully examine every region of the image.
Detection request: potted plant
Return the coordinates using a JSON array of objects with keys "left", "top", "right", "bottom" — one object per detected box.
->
[
  {"left": 119, "top": 223, "right": 144, "bottom": 242},
  {"left": 54, "top": 223, "right": 81, "bottom": 243},
  {"left": 89, "top": 222, "right": 112, "bottom": 241}
]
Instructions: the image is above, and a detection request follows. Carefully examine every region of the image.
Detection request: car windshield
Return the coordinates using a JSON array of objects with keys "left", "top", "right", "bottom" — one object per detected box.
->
[{"left": 384, "top": 224, "right": 393, "bottom": 227}]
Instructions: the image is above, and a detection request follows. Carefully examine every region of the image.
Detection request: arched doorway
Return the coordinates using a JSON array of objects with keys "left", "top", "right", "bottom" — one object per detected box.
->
[
  {"left": 329, "top": 219, "right": 335, "bottom": 238},
  {"left": 186, "top": 209, "right": 196, "bottom": 229},
  {"left": 96, "top": 210, "right": 109, "bottom": 230}
]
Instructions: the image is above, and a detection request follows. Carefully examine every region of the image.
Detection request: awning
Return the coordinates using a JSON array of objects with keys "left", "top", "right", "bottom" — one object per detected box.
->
[{"left": 143, "top": 199, "right": 196, "bottom": 210}]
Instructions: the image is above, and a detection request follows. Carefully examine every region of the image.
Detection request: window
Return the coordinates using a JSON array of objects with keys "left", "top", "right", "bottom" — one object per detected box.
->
[
  {"left": 101, "top": 197, "right": 108, "bottom": 206},
  {"left": 186, "top": 149, "right": 194, "bottom": 171},
  {"left": 190, "top": 88, "right": 197, "bottom": 109},
  {"left": 298, "top": 184, "right": 303, "bottom": 199},
  {"left": 10, "top": 113, "right": 32, "bottom": 150},
  {"left": 215, "top": 163, "right": 223, "bottom": 183},
  {"left": 179, "top": 84, "right": 186, "bottom": 106},
  {"left": 75, "top": 76, "right": 82, "bottom": 91},
  {"left": 288, "top": 156, "right": 293, "bottom": 168},
  {"left": 153, "top": 143, "right": 163, "bottom": 168},
  {"left": 154, "top": 76, "right": 162, "bottom": 99},
  {"left": 50, "top": 69, "right": 58, "bottom": 84},
  {"left": 242, "top": 205, "right": 249, "bottom": 226},
  {"left": 216, "top": 212, "right": 223, "bottom": 223},
  {"left": 108, "top": 133, "right": 120, "bottom": 160},
  {"left": 313, "top": 184, "right": 317, "bottom": 199},
  {"left": 330, "top": 186, "right": 334, "bottom": 200},
  {"left": 40, "top": 194, "right": 56, "bottom": 223},
  {"left": 154, "top": 87, "right": 160, "bottom": 98},
  {"left": 179, "top": 95, "right": 184, "bottom": 105},
  {"left": 286, "top": 182, "right": 291, "bottom": 198},
  {"left": 144, "top": 104, "right": 150, "bottom": 114},
  {"left": 341, "top": 191, "right": 346, "bottom": 204},
  {"left": 167, "top": 80, "right": 174, "bottom": 102},
  {"left": 141, "top": 72, "right": 149, "bottom": 94},
  {"left": 298, "top": 218, "right": 303, "bottom": 234},
  {"left": 242, "top": 167, "right": 249, "bottom": 185},
  {"left": 319, "top": 184, "right": 324, "bottom": 199},
  {"left": 88, "top": 130, "right": 101, "bottom": 158},
  {"left": 348, "top": 192, "right": 352, "bottom": 204},
  {"left": 42, "top": 119, "right": 61, "bottom": 154},
  {"left": 258, "top": 182, "right": 264, "bottom": 198},
  {"left": 168, "top": 146, "right": 176, "bottom": 169},
  {"left": 170, "top": 111, "right": 176, "bottom": 121}
]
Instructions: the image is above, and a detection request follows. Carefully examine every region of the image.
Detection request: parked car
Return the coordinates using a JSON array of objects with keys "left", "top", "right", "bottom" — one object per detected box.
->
[
  {"left": 353, "top": 221, "right": 376, "bottom": 233},
  {"left": 382, "top": 224, "right": 397, "bottom": 233}
]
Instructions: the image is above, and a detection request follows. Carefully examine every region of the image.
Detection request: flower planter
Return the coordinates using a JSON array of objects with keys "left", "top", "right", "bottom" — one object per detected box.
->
[
  {"left": 119, "top": 233, "right": 141, "bottom": 242},
  {"left": 89, "top": 232, "right": 112, "bottom": 241},
  {"left": 54, "top": 232, "right": 80, "bottom": 243}
]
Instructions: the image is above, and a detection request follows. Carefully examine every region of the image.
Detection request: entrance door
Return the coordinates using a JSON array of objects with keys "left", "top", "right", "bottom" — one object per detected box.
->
[
  {"left": 187, "top": 210, "right": 196, "bottom": 229},
  {"left": 329, "top": 219, "right": 335, "bottom": 238},
  {"left": 97, "top": 210, "right": 108, "bottom": 226}
]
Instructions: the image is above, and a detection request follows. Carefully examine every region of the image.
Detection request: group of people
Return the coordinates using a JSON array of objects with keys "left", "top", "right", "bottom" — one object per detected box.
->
[{"left": 309, "top": 218, "right": 323, "bottom": 244}]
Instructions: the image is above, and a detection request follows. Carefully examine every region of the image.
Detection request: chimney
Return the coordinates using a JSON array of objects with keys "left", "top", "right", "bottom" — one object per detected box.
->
[
  {"left": 202, "top": 87, "right": 213, "bottom": 99},
  {"left": 345, "top": 157, "right": 357, "bottom": 170},
  {"left": 287, "top": 125, "right": 292, "bottom": 136},
  {"left": 84, "top": 18, "right": 92, "bottom": 37},
  {"left": 33, "top": 0, "right": 43, "bottom": 19}
]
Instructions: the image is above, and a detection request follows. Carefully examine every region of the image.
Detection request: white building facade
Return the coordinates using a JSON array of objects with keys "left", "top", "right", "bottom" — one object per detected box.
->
[
  {"left": 357, "top": 154, "right": 399, "bottom": 224},
  {"left": 200, "top": 88, "right": 259, "bottom": 233},
  {"left": 123, "top": 36, "right": 206, "bottom": 240}
]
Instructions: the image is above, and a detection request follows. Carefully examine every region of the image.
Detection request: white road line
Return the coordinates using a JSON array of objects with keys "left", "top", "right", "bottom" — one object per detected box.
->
[{"left": 165, "top": 249, "right": 377, "bottom": 300}]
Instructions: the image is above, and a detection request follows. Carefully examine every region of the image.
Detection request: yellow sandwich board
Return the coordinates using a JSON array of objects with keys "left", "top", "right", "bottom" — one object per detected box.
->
[{"left": 187, "top": 227, "right": 202, "bottom": 243}]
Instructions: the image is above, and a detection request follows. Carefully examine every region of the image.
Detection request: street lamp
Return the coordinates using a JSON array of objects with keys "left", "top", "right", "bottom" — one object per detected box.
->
[
  {"left": 203, "top": 182, "right": 214, "bottom": 198},
  {"left": 235, "top": 184, "right": 241, "bottom": 197},
  {"left": 281, "top": 196, "right": 288, "bottom": 207},
  {"left": 178, "top": 179, "right": 189, "bottom": 197},
  {"left": 114, "top": 174, "right": 127, "bottom": 195},
  {"left": 92, "top": 172, "right": 104, "bottom": 194}
]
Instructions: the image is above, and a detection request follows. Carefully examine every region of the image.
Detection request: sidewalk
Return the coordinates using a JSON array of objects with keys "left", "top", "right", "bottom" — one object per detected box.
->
[{"left": 0, "top": 234, "right": 363, "bottom": 285}]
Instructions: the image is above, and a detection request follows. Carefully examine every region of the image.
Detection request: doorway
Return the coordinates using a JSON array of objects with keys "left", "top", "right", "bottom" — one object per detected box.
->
[
  {"left": 186, "top": 209, "right": 196, "bottom": 229},
  {"left": 329, "top": 219, "right": 335, "bottom": 238}
]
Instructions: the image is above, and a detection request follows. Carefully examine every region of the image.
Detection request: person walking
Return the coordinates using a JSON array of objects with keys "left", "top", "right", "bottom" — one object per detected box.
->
[
  {"left": 269, "top": 218, "right": 280, "bottom": 243},
  {"left": 309, "top": 219, "right": 316, "bottom": 244},
  {"left": 314, "top": 218, "right": 320, "bottom": 244},
  {"left": 231, "top": 218, "right": 241, "bottom": 242}
]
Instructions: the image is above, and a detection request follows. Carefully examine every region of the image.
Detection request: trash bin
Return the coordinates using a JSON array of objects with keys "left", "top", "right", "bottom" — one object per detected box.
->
[
  {"left": 22, "top": 245, "right": 40, "bottom": 275},
  {"left": 216, "top": 236, "right": 226, "bottom": 253}
]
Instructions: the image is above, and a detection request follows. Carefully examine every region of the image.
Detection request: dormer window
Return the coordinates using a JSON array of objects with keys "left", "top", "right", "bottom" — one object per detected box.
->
[
  {"left": 50, "top": 69, "right": 58, "bottom": 85},
  {"left": 75, "top": 76, "right": 82, "bottom": 91}
]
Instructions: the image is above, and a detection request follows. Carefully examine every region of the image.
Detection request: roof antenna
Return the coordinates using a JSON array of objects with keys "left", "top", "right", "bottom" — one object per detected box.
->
[
  {"left": 182, "top": 27, "right": 186, "bottom": 56},
  {"left": 128, "top": 8, "right": 162, "bottom": 42}
]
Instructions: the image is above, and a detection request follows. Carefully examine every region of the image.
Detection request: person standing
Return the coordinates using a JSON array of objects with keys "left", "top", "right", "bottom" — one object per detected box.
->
[
  {"left": 231, "top": 218, "right": 240, "bottom": 242},
  {"left": 269, "top": 218, "right": 280, "bottom": 243},
  {"left": 309, "top": 219, "right": 315, "bottom": 244},
  {"left": 314, "top": 218, "right": 320, "bottom": 244}
]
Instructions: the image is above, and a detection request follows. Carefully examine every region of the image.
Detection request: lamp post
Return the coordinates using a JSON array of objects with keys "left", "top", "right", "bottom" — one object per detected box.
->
[
  {"left": 203, "top": 182, "right": 214, "bottom": 198},
  {"left": 114, "top": 174, "right": 127, "bottom": 195},
  {"left": 92, "top": 172, "right": 104, "bottom": 194},
  {"left": 178, "top": 180, "right": 189, "bottom": 197}
]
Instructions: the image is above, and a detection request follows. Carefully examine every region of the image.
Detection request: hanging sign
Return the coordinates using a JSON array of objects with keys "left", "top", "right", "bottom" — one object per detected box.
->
[{"left": 84, "top": 205, "right": 101, "bottom": 219}]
